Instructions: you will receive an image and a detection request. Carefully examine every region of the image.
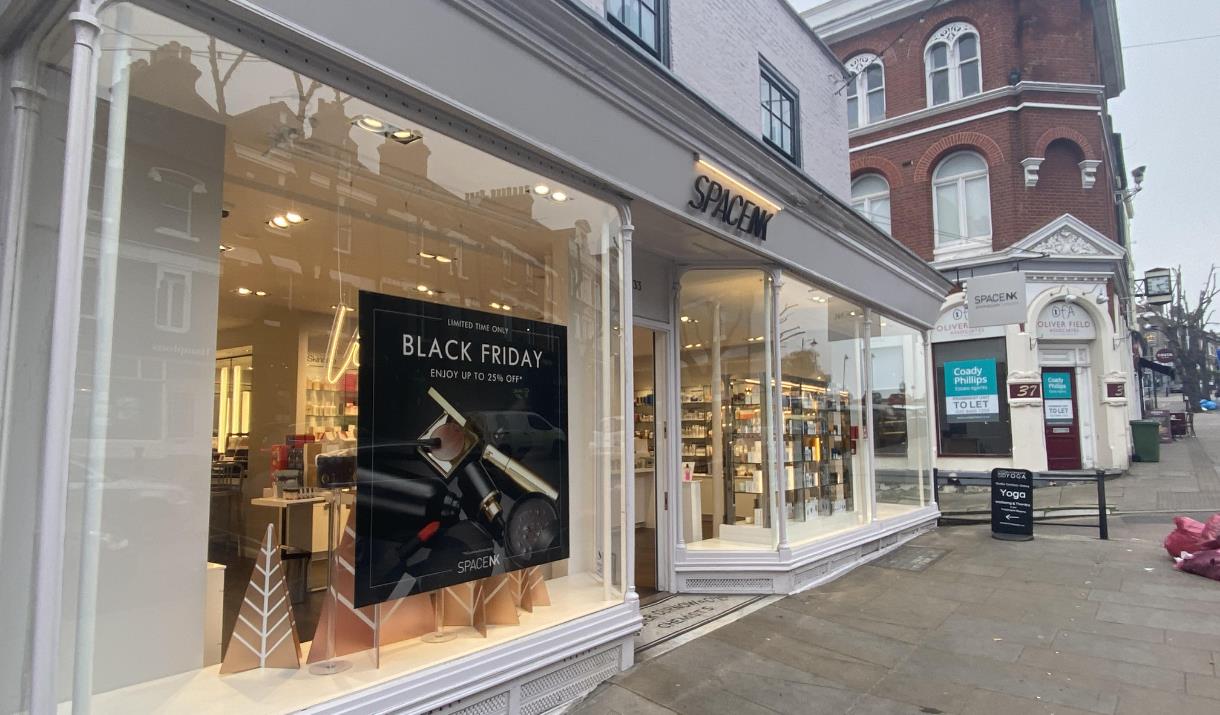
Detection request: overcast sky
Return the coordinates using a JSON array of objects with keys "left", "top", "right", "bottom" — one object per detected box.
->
[
  {"left": 1110, "top": 0, "right": 1220, "bottom": 309},
  {"left": 792, "top": 0, "right": 1220, "bottom": 310}
]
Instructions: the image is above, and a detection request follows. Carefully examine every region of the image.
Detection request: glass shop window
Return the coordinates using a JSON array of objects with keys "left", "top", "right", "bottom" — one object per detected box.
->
[
  {"left": 678, "top": 269, "right": 776, "bottom": 549},
  {"left": 775, "top": 275, "right": 869, "bottom": 543},
  {"left": 871, "top": 316, "right": 933, "bottom": 512},
  {"left": 54, "top": 3, "right": 627, "bottom": 710},
  {"left": 933, "top": 337, "right": 1012, "bottom": 456}
]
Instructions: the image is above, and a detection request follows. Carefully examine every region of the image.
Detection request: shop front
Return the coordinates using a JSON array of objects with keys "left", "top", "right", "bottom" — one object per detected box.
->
[
  {"left": 0, "top": 2, "right": 949, "bottom": 712},
  {"left": 931, "top": 275, "right": 1133, "bottom": 476}
]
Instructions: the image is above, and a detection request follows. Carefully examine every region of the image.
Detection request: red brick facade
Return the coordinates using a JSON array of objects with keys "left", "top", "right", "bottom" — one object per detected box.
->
[{"left": 828, "top": 0, "right": 1121, "bottom": 262}]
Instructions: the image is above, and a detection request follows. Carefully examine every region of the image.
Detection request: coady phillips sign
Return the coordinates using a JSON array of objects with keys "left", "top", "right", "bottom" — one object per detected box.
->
[{"left": 943, "top": 358, "right": 1000, "bottom": 423}]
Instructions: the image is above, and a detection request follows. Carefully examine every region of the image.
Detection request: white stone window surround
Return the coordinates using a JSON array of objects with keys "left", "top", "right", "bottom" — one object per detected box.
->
[
  {"left": 931, "top": 150, "right": 992, "bottom": 261},
  {"left": 924, "top": 22, "right": 982, "bottom": 107},
  {"left": 845, "top": 53, "right": 885, "bottom": 129}
]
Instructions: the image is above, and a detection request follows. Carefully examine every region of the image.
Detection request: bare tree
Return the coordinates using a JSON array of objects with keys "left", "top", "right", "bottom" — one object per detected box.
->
[
  {"left": 292, "top": 71, "right": 322, "bottom": 124},
  {"left": 1145, "top": 265, "right": 1219, "bottom": 412},
  {"left": 206, "top": 37, "right": 247, "bottom": 118}
]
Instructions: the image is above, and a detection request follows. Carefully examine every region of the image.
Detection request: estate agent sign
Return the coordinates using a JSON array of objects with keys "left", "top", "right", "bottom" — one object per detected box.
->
[
  {"left": 355, "top": 291, "right": 569, "bottom": 607},
  {"left": 943, "top": 358, "right": 1000, "bottom": 423}
]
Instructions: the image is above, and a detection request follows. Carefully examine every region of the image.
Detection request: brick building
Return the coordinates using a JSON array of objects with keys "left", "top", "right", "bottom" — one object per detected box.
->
[{"left": 805, "top": 0, "right": 1139, "bottom": 474}]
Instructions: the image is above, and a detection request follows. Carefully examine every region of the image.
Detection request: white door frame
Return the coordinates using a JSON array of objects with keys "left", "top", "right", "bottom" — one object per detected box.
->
[{"left": 633, "top": 317, "right": 675, "bottom": 593}]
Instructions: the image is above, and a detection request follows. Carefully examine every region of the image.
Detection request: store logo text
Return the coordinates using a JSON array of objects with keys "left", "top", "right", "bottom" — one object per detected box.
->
[{"left": 688, "top": 174, "right": 773, "bottom": 240}]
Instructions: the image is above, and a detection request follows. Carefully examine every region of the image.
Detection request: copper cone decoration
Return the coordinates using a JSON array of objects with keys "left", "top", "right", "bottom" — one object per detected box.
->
[
  {"left": 221, "top": 524, "right": 302, "bottom": 673},
  {"left": 480, "top": 574, "right": 520, "bottom": 626},
  {"left": 309, "top": 510, "right": 434, "bottom": 662},
  {"left": 519, "top": 566, "right": 551, "bottom": 612}
]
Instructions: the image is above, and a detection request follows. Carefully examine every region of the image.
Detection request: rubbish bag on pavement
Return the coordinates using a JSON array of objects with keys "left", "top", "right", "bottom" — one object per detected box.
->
[
  {"left": 1175, "top": 548, "right": 1220, "bottom": 581},
  {"left": 1163, "top": 514, "right": 1220, "bottom": 558},
  {"left": 1200, "top": 399, "right": 1217, "bottom": 411}
]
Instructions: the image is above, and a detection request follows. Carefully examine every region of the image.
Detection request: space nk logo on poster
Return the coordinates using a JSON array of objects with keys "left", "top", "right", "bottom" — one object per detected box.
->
[{"left": 354, "top": 291, "right": 569, "bottom": 608}]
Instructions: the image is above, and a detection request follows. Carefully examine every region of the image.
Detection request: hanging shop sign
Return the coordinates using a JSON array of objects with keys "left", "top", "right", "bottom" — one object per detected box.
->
[
  {"left": 991, "top": 467, "right": 1034, "bottom": 541},
  {"left": 1035, "top": 301, "right": 1096, "bottom": 340},
  {"left": 932, "top": 303, "right": 1005, "bottom": 343},
  {"left": 1042, "top": 372, "right": 1074, "bottom": 423},
  {"left": 966, "top": 271, "right": 1027, "bottom": 328},
  {"left": 943, "top": 358, "right": 999, "bottom": 423},
  {"left": 355, "top": 291, "right": 568, "bottom": 607},
  {"left": 1154, "top": 348, "right": 1174, "bottom": 364},
  {"left": 687, "top": 158, "right": 780, "bottom": 241}
]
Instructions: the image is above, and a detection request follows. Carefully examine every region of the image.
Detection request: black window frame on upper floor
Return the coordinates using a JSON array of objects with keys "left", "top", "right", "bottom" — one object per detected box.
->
[
  {"left": 759, "top": 57, "right": 801, "bottom": 166},
  {"left": 604, "top": 0, "right": 668, "bottom": 63}
]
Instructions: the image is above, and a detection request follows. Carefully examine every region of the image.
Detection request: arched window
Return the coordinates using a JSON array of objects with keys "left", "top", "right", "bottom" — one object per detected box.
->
[
  {"left": 850, "top": 174, "right": 891, "bottom": 234},
  {"left": 845, "top": 54, "right": 884, "bottom": 129},
  {"left": 932, "top": 151, "right": 991, "bottom": 248},
  {"left": 925, "top": 23, "right": 981, "bottom": 106}
]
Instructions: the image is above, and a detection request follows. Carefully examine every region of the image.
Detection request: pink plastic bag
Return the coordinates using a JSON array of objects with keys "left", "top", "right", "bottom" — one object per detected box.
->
[
  {"left": 1175, "top": 548, "right": 1220, "bottom": 581},
  {"left": 1164, "top": 513, "right": 1220, "bottom": 558}
]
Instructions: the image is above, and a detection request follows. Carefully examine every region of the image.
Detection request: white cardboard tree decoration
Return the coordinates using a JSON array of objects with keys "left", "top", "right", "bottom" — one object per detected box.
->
[{"left": 220, "top": 524, "right": 302, "bottom": 673}]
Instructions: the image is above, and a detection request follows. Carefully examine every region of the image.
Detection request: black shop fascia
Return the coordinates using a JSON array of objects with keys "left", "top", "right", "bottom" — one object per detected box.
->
[{"left": 688, "top": 174, "right": 776, "bottom": 240}]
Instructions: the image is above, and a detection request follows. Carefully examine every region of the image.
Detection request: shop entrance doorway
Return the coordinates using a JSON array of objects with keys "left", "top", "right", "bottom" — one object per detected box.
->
[
  {"left": 1042, "top": 367, "right": 1082, "bottom": 470},
  {"left": 633, "top": 325, "right": 671, "bottom": 601}
]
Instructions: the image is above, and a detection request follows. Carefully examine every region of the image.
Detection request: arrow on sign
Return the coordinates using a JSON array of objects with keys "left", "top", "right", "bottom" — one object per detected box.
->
[{"left": 1005, "top": 514, "right": 1020, "bottom": 521}]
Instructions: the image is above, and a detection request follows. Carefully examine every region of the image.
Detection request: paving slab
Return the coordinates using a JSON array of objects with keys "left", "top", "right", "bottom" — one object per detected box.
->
[{"left": 575, "top": 427, "right": 1220, "bottom": 715}]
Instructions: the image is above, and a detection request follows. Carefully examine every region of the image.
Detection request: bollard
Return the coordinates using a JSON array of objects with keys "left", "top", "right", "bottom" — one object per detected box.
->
[{"left": 1095, "top": 469, "right": 1108, "bottom": 540}]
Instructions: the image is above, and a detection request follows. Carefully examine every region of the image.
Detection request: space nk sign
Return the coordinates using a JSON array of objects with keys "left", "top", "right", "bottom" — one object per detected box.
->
[{"left": 966, "top": 271, "right": 1027, "bottom": 328}]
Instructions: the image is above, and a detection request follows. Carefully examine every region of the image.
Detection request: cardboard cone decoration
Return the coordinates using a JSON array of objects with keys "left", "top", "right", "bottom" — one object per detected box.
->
[
  {"left": 377, "top": 592, "right": 435, "bottom": 645},
  {"left": 307, "top": 511, "right": 376, "bottom": 663},
  {"left": 520, "top": 566, "right": 551, "bottom": 612},
  {"left": 221, "top": 524, "right": 302, "bottom": 673},
  {"left": 480, "top": 574, "right": 520, "bottom": 626}
]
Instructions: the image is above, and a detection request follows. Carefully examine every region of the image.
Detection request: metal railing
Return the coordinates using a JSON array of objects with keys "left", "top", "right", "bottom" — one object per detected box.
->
[{"left": 932, "top": 468, "right": 1111, "bottom": 540}]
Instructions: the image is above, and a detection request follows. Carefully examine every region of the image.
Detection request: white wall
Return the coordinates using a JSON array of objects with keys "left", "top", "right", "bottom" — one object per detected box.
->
[{"left": 574, "top": 0, "right": 851, "bottom": 200}]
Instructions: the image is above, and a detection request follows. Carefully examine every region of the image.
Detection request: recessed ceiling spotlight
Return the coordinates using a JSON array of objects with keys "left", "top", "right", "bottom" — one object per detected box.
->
[
  {"left": 755, "top": 336, "right": 764, "bottom": 341},
  {"left": 490, "top": 302, "right": 502, "bottom": 310},
  {"left": 255, "top": 290, "right": 268, "bottom": 297},
  {"left": 427, "top": 290, "right": 435, "bottom": 296},
  {"left": 549, "top": 191, "right": 568, "bottom": 202},
  {"left": 680, "top": 315, "right": 690, "bottom": 322},
  {"left": 390, "top": 129, "right": 414, "bottom": 141},
  {"left": 684, "top": 344, "right": 694, "bottom": 349},
  {"left": 419, "top": 251, "right": 436, "bottom": 259},
  {"left": 219, "top": 244, "right": 233, "bottom": 252},
  {"left": 435, "top": 255, "right": 453, "bottom": 264},
  {"left": 416, "top": 284, "right": 429, "bottom": 293},
  {"left": 268, "top": 212, "right": 308, "bottom": 229},
  {"left": 236, "top": 287, "right": 252, "bottom": 296},
  {"left": 533, "top": 184, "right": 551, "bottom": 196},
  {"left": 694, "top": 343, "right": 702, "bottom": 348},
  {"left": 354, "top": 115, "right": 384, "bottom": 132}
]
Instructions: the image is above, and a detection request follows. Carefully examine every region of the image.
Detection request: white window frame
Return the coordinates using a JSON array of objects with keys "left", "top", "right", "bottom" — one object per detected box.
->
[
  {"left": 154, "top": 266, "right": 192, "bottom": 333},
  {"left": 845, "top": 53, "right": 884, "bottom": 129},
  {"left": 931, "top": 151, "right": 992, "bottom": 256},
  {"left": 850, "top": 174, "right": 891, "bottom": 234},
  {"left": 924, "top": 22, "right": 982, "bottom": 107}
]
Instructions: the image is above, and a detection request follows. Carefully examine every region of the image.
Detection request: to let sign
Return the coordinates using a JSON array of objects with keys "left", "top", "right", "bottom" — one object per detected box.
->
[{"left": 991, "top": 468, "right": 1034, "bottom": 541}]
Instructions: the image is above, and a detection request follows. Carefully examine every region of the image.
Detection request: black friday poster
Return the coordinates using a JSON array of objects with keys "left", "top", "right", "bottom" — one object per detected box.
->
[{"left": 354, "top": 291, "right": 568, "bottom": 608}]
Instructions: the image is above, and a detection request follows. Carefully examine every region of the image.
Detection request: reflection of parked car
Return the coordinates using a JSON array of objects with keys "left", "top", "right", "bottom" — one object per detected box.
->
[{"left": 468, "top": 411, "right": 565, "bottom": 459}]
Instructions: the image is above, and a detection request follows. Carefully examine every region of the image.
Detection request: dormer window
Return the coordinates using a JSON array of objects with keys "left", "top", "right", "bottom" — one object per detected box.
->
[{"left": 925, "top": 23, "right": 982, "bottom": 106}]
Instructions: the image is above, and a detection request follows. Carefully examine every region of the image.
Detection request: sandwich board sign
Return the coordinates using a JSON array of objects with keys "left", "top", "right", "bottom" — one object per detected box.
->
[{"left": 991, "top": 468, "right": 1034, "bottom": 541}]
